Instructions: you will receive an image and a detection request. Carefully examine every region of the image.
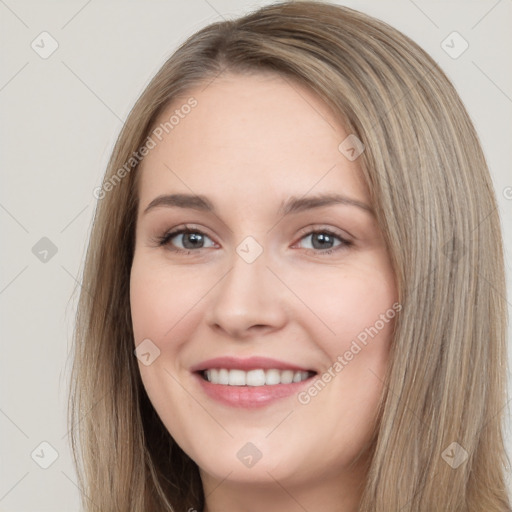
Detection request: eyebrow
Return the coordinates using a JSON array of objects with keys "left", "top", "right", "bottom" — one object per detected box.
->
[{"left": 143, "top": 192, "right": 374, "bottom": 216}]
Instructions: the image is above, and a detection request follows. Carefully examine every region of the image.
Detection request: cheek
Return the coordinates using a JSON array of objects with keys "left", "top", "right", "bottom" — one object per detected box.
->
[
  {"left": 327, "top": 275, "right": 397, "bottom": 359},
  {"left": 129, "top": 259, "right": 207, "bottom": 447},
  {"left": 288, "top": 260, "right": 396, "bottom": 422},
  {"left": 129, "top": 256, "right": 218, "bottom": 343},
  {"left": 285, "top": 257, "right": 397, "bottom": 352}
]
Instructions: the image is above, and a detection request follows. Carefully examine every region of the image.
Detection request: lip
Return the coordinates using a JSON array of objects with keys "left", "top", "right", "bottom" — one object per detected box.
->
[
  {"left": 190, "top": 356, "right": 317, "bottom": 409},
  {"left": 190, "top": 356, "right": 314, "bottom": 373}
]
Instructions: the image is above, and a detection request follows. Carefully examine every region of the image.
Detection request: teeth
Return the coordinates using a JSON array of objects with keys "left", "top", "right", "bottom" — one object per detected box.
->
[
  {"left": 265, "top": 369, "right": 281, "bottom": 385},
  {"left": 280, "top": 370, "right": 294, "bottom": 384},
  {"left": 229, "top": 369, "right": 246, "bottom": 386},
  {"left": 292, "top": 371, "right": 303, "bottom": 383},
  {"left": 203, "top": 368, "right": 311, "bottom": 386},
  {"left": 246, "top": 369, "right": 266, "bottom": 386},
  {"left": 218, "top": 368, "right": 229, "bottom": 385}
]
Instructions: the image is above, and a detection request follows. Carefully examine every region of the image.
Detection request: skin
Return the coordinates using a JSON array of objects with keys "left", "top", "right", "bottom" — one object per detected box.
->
[{"left": 130, "top": 72, "right": 398, "bottom": 512}]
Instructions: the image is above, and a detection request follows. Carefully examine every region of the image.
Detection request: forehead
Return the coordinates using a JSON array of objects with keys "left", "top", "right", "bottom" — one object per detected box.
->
[{"left": 137, "top": 72, "right": 368, "bottom": 210}]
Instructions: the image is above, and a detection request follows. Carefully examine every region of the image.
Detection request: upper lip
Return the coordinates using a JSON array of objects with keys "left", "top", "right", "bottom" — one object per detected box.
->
[{"left": 190, "top": 356, "right": 315, "bottom": 373}]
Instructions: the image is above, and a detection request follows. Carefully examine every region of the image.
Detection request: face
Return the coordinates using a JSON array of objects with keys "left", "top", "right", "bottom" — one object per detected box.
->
[{"left": 130, "top": 72, "right": 398, "bottom": 495}]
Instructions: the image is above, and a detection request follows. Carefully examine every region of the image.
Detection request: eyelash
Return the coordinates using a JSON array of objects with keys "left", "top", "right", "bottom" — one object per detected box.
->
[{"left": 155, "top": 225, "right": 353, "bottom": 256}]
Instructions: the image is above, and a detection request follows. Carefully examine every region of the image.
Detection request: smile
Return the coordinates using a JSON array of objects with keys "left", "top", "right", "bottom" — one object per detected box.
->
[
  {"left": 201, "top": 368, "right": 315, "bottom": 386},
  {"left": 191, "top": 356, "right": 318, "bottom": 407}
]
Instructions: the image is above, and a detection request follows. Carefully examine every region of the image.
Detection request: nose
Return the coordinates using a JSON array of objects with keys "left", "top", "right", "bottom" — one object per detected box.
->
[{"left": 205, "top": 246, "right": 288, "bottom": 339}]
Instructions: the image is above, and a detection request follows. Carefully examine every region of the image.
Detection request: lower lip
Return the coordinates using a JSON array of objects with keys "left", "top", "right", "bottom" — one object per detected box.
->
[{"left": 193, "top": 372, "right": 315, "bottom": 408}]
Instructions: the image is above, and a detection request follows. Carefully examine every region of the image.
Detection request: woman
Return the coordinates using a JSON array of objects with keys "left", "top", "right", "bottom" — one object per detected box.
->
[{"left": 68, "top": 1, "right": 511, "bottom": 510}]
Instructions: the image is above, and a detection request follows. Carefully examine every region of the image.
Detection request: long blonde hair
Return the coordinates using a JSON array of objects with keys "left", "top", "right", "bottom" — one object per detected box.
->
[{"left": 68, "top": 1, "right": 510, "bottom": 510}]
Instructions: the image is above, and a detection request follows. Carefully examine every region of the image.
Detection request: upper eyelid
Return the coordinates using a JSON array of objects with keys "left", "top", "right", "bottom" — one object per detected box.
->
[
  {"left": 165, "top": 225, "right": 217, "bottom": 242},
  {"left": 295, "top": 225, "right": 353, "bottom": 240},
  {"left": 163, "top": 225, "right": 351, "bottom": 246},
  {"left": 294, "top": 229, "right": 352, "bottom": 249}
]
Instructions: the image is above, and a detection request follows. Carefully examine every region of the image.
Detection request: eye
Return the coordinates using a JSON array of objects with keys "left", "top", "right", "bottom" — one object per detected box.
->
[
  {"left": 156, "top": 226, "right": 216, "bottom": 254},
  {"left": 294, "top": 228, "right": 352, "bottom": 255},
  {"left": 155, "top": 225, "right": 352, "bottom": 256}
]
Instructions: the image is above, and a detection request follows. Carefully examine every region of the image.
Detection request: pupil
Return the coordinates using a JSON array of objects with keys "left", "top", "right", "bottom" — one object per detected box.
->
[
  {"left": 183, "top": 233, "right": 203, "bottom": 249},
  {"left": 313, "top": 233, "right": 333, "bottom": 249}
]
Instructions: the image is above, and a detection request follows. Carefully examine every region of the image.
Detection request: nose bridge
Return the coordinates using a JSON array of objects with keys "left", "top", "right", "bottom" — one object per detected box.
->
[{"left": 206, "top": 239, "right": 287, "bottom": 336}]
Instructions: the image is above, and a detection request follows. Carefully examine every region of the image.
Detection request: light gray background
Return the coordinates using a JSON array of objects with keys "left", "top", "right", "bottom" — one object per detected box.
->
[{"left": 1, "top": 0, "right": 511, "bottom": 510}]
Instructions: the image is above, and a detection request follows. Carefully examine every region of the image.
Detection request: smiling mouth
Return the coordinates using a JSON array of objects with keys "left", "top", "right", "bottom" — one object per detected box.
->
[{"left": 199, "top": 368, "right": 317, "bottom": 386}]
